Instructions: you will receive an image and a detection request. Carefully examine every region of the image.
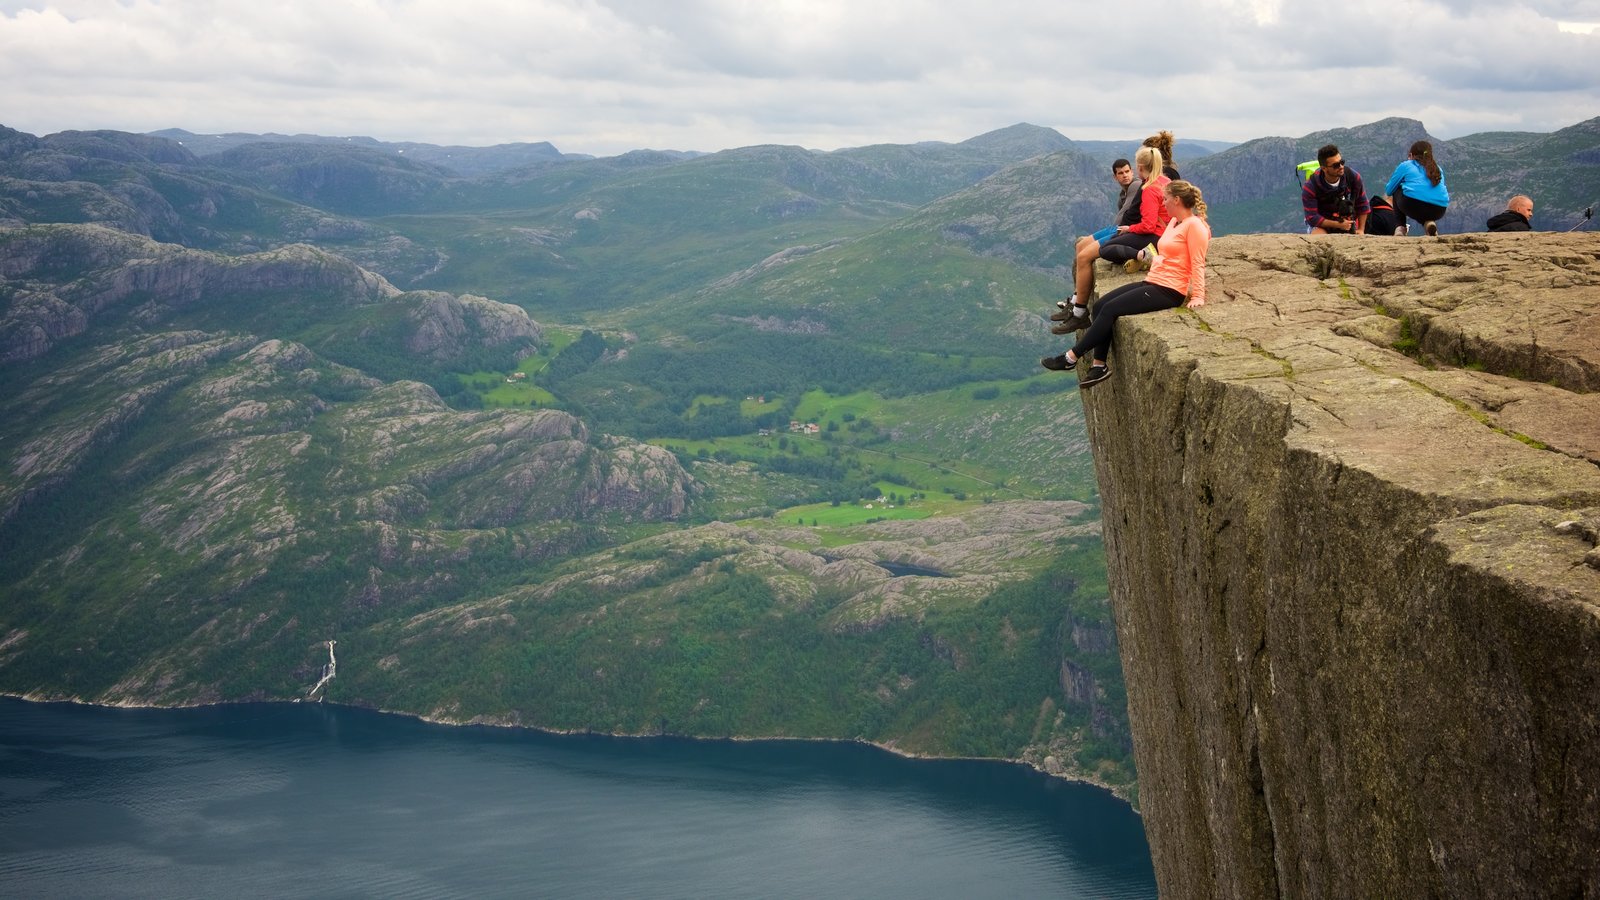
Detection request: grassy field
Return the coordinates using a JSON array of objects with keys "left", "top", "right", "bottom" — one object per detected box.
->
[
  {"left": 777, "top": 495, "right": 938, "bottom": 526},
  {"left": 649, "top": 371, "right": 1091, "bottom": 505},
  {"left": 740, "top": 395, "right": 784, "bottom": 416},
  {"left": 659, "top": 428, "right": 1011, "bottom": 499},
  {"left": 456, "top": 326, "right": 582, "bottom": 408},
  {"left": 792, "top": 388, "right": 883, "bottom": 423},
  {"left": 798, "top": 504, "right": 931, "bottom": 527}
]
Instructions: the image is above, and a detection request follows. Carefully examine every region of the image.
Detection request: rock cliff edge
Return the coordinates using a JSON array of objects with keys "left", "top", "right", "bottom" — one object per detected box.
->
[{"left": 1080, "top": 233, "right": 1600, "bottom": 897}]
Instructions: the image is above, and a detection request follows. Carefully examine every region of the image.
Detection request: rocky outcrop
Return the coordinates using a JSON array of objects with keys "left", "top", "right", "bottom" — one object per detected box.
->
[
  {"left": 2, "top": 320, "right": 695, "bottom": 641},
  {"left": 403, "top": 291, "right": 543, "bottom": 362},
  {"left": 0, "top": 224, "right": 399, "bottom": 363},
  {"left": 1, "top": 331, "right": 265, "bottom": 524},
  {"left": 0, "top": 126, "right": 43, "bottom": 160},
  {"left": 322, "top": 384, "right": 689, "bottom": 527},
  {"left": 1080, "top": 233, "right": 1600, "bottom": 897}
]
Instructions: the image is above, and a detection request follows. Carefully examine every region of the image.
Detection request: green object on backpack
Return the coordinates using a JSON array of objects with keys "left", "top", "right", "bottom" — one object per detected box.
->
[{"left": 1296, "top": 160, "right": 1319, "bottom": 183}]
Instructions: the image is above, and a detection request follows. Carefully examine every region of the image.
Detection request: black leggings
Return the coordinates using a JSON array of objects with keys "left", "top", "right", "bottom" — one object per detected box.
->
[
  {"left": 1392, "top": 185, "right": 1447, "bottom": 227},
  {"left": 1071, "top": 281, "right": 1185, "bottom": 363},
  {"left": 1098, "top": 230, "right": 1158, "bottom": 264}
]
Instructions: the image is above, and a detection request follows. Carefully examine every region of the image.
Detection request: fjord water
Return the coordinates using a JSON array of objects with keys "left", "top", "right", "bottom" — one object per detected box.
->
[{"left": 0, "top": 699, "right": 1155, "bottom": 898}]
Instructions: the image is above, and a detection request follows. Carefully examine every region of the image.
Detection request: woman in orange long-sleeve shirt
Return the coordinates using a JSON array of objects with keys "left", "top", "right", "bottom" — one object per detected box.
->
[{"left": 1041, "top": 180, "right": 1210, "bottom": 388}]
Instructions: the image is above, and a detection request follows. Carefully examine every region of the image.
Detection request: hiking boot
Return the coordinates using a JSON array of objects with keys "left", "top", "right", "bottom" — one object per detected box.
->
[
  {"left": 1040, "top": 354, "right": 1077, "bottom": 372},
  {"left": 1424, "top": 220, "right": 1438, "bottom": 236},
  {"left": 1049, "top": 302, "right": 1088, "bottom": 322},
  {"left": 1050, "top": 316, "right": 1089, "bottom": 334},
  {"left": 1077, "top": 363, "right": 1111, "bottom": 388}
]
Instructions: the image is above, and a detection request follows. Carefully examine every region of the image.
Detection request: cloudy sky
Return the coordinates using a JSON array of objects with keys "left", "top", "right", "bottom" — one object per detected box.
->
[{"left": 2, "top": 0, "right": 1598, "bottom": 156}]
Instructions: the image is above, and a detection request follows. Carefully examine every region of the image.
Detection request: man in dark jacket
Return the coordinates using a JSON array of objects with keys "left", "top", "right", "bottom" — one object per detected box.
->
[
  {"left": 1302, "top": 144, "right": 1370, "bottom": 234},
  {"left": 1487, "top": 195, "right": 1533, "bottom": 231}
]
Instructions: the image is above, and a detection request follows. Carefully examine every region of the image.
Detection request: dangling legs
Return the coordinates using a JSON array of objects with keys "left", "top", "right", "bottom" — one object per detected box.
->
[
  {"left": 1049, "top": 237, "right": 1102, "bottom": 332},
  {"left": 1041, "top": 281, "right": 1184, "bottom": 380},
  {"left": 1073, "top": 238, "right": 1098, "bottom": 309}
]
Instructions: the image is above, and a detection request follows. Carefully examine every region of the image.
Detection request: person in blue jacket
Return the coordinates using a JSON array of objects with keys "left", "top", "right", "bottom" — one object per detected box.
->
[{"left": 1385, "top": 140, "right": 1450, "bottom": 236}]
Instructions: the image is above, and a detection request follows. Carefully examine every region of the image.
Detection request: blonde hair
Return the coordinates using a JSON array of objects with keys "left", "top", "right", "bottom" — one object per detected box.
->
[
  {"left": 1164, "top": 179, "right": 1207, "bottom": 220},
  {"left": 1143, "top": 130, "right": 1175, "bottom": 165},
  {"left": 1135, "top": 146, "right": 1165, "bottom": 181}
]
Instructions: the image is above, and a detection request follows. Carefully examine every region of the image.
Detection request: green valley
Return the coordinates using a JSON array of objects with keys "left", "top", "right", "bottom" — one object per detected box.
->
[{"left": 0, "top": 121, "right": 1136, "bottom": 797}]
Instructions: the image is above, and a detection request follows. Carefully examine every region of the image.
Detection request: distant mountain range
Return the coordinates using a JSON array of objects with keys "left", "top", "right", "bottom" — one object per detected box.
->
[
  {"left": 3, "top": 116, "right": 1589, "bottom": 272},
  {"left": 144, "top": 124, "right": 1235, "bottom": 179},
  {"left": 148, "top": 128, "right": 586, "bottom": 177}
]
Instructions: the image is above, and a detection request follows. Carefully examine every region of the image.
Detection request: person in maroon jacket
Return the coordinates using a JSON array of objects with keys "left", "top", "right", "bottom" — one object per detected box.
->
[{"left": 1302, "top": 144, "right": 1370, "bottom": 235}]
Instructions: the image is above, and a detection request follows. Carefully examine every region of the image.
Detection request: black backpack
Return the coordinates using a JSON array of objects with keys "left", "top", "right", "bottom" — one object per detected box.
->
[{"left": 1365, "top": 195, "right": 1399, "bottom": 235}]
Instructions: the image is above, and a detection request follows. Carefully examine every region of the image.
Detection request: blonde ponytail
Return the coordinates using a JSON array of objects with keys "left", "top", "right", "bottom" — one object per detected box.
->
[{"left": 1135, "top": 146, "right": 1164, "bottom": 181}]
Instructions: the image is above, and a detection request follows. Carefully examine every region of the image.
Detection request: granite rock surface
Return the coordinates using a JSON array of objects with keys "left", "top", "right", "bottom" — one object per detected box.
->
[{"left": 1079, "top": 232, "right": 1600, "bottom": 897}]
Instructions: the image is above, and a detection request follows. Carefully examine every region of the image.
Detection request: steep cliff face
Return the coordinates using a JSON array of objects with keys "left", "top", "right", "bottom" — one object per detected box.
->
[{"left": 1080, "top": 233, "right": 1600, "bottom": 897}]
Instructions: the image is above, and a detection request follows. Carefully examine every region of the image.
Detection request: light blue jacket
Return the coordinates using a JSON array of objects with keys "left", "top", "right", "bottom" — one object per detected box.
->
[{"left": 1385, "top": 159, "right": 1449, "bottom": 207}]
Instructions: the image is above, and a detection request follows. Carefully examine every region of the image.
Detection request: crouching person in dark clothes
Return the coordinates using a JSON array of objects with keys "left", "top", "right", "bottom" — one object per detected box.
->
[{"left": 1041, "top": 180, "right": 1210, "bottom": 388}]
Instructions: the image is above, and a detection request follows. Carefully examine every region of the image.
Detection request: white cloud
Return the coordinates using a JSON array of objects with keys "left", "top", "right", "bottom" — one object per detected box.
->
[{"left": 0, "top": 0, "right": 1597, "bottom": 155}]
